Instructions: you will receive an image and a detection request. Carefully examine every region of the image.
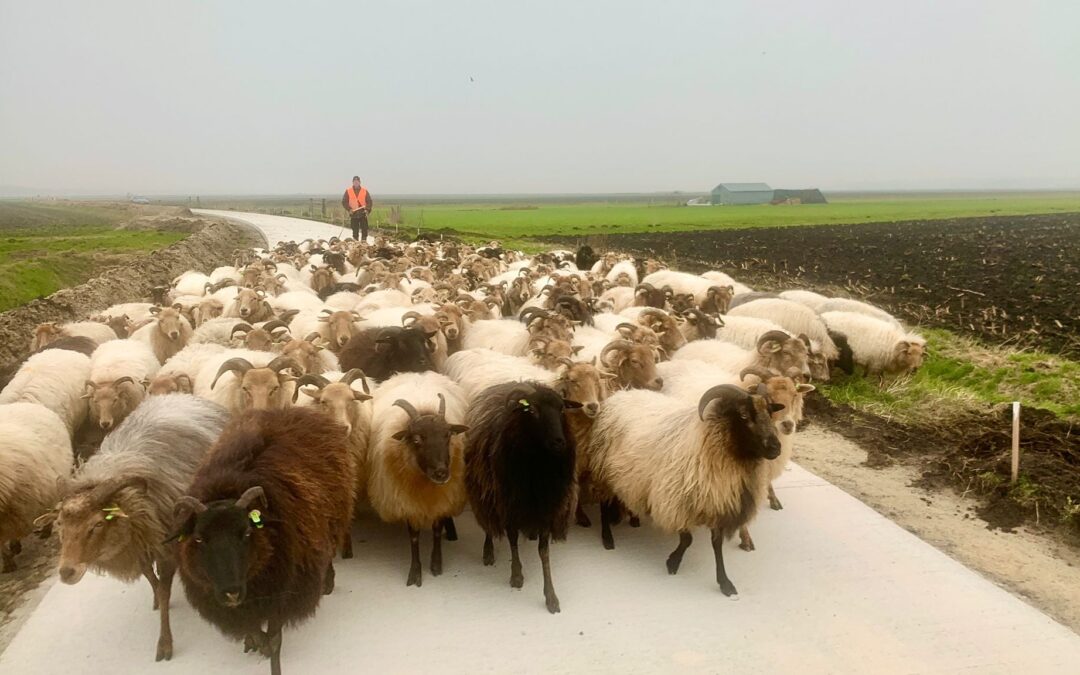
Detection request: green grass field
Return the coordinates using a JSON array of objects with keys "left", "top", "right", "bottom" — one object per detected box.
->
[
  {"left": 190, "top": 192, "right": 1080, "bottom": 249},
  {"left": 0, "top": 202, "right": 187, "bottom": 312}
]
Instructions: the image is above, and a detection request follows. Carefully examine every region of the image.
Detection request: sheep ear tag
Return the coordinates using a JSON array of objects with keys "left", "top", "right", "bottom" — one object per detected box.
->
[
  {"left": 102, "top": 505, "right": 126, "bottom": 522},
  {"left": 249, "top": 509, "right": 264, "bottom": 528}
]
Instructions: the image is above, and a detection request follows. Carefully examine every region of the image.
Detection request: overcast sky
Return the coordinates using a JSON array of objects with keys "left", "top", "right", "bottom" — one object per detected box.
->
[{"left": 1, "top": 0, "right": 1078, "bottom": 196}]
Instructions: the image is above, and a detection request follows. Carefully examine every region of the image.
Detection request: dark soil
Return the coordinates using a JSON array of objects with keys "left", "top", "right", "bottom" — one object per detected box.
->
[
  {"left": 0, "top": 214, "right": 266, "bottom": 368},
  {"left": 804, "top": 394, "right": 1080, "bottom": 538},
  {"left": 552, "top": 212, "right": 1080, "bottom": 357}
]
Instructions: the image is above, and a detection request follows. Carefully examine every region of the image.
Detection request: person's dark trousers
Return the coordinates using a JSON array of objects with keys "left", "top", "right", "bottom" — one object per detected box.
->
[{"left": 350, "top": 211, "right": 369, "bottom": 242}]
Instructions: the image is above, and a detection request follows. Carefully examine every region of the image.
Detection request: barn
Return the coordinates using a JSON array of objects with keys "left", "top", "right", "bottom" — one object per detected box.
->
[
  {"left": 710, "top": 182, "right": 774, "bottom": 205},
  {"left": 772, "top": 188, "right": 828, "bottom": 204}
]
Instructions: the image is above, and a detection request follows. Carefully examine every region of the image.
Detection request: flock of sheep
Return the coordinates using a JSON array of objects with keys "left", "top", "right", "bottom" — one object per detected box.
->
[{"left": 0, "top": 236, "right": 926, "bottom": 674}]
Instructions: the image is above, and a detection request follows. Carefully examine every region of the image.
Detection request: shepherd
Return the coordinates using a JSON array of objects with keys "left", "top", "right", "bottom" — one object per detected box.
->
[{"left": 342, "top": 175, "right": 373, "bottom": 242}]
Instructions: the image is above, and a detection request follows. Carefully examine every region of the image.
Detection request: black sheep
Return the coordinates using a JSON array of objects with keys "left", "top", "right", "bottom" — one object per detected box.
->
[
  {"left": 465, "top": 382, "right": 581, "bottom": 614},
  {"left": 338, "top": 325, "right": 435, "bottom": 380}
]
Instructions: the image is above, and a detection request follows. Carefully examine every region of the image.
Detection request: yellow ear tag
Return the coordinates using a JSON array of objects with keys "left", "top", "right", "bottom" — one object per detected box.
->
[
  {"left": 249, "top": 509, "right": 264, "bottom": 528},
  {"left": 102, "top": 505, "right": 125, "bottom": 522},
  {"left": 518, "top": 399, "right": 530, "bottom": 408}
]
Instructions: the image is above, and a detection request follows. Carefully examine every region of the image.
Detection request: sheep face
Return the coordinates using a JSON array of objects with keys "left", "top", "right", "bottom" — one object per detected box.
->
[
  {"left": 309, "top": 265, "right": 335, "bottom": 294},
  {"left": 148, "top": 373, "right": 193, "bottom": 396},
  {"left": 85, "top": 378, "right": 145, "bottom": 431},
  {"left": 391, "top": 399, "right": 467, "bottom": 485},
  {"left": 239, "top": 369, "right": 293, "bottom": 410},
  {"left": 54, "top": 476, "right": 150, "bottom": 586},
  {"left": 891, "top": 340, "right": 926, "bottom": 374},
  {"left": 280, "top": 339, "right": 327, "bottom": 374},
  {"left": 103, "top": 314, "right": 135, "bottom": 338},
  {"left": 194, "top": 298, "right": 224, "bottom": 326},
  {"left": 152, "top": 305, "right": 189, "bottom": 342},
  {"left": 433, "top": 304, "right": 467, "bottom": 342},
  {"left": 232, "top": 289, "right": 265, "bottom": 319},
  {"left": 529, "top": 338, "right": 582, "bottom": 370},
  {"left": 601, "top": 341, "right": 663, "bottom": 391},
  {"left": 318, "top": 310, "right": 363, "bottom": 350},
  {"left": 702, "top": 286, "right": 734, "bottom": 315},
  {"left": 303, "top": 382, "right": 368, "bottom": 434},
  {"left": 636, "top": 309, "right": 688, "bottom": 354},
  {"left": 173, "top": 488, "right": 269, "bottom": 608},
  {"left": 699, "top": 385, "right": 782, "bottom": 461},
  {"left": 757, "top": 332, "right": 812, "bottom": 382},
  {"left": 31, "top": 322, "right": 61, "bottom": 351},
  {"left": 554, "top": 360, "right": 607, "bottom": 417},
  {"left": 677, "top": 310, "right": 722, "bottom": 342}
]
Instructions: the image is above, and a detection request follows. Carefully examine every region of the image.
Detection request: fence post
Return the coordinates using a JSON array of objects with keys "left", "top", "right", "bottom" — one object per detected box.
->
[{"left": 1010, "top": 401, "right": 1021, "bottom": 484}]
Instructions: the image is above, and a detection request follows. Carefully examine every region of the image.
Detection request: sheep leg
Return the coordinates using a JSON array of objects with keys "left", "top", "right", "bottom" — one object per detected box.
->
[
  {"left": 666, "top": 531, "right": 693, "bottom": 575},
  {"left": 154, "top": 559, "right": 176, "bottom": 661},
  {"left": 628, "top": 513, "right": 641, "bottom": 528},
  {"left": 574, "top": 504, "right": 592, "bottom": 528},
  {"left": 341, "top": 532, "right": 354, "bottom": 559},
  {"left": 323, "top": 561, "right": 336, "bottom": 595},
  {"left": 266, "top": 619, "right": 284, "bottom": 675},
  {"left": 430, "top": 521, "right": 443, "bottom": 576},
  {"left": 442, "top": 517, "right": 458, "bottom": 542},
  {"left": 507, "top": 529, "right": 524, "bottom": 588},
  {"left": 538, "top": 533, "right": 560, "bottom": 614},
  {"left": 738, "top": 526, "right": 756, "bottom": 552},
  {"left": 141, "top": 560, "right": 160, "bottom": 611},
  {"left": 768, "top": 485, "right": 783, "bottom": 511},
  {"left": 600, "top": 499, "right": 619, "bottom": 550},
  {"left": 482, "top": 533, "right": 495, "bottom": 566},
  {"left": 406, "top": 525, "right": 423, "bottom": 587},
  {"left": 1, "top": 540, "right": 18, "bottom": 573},
  {"left": 711, "top": 528, "right": 738, "bottom": 597}
]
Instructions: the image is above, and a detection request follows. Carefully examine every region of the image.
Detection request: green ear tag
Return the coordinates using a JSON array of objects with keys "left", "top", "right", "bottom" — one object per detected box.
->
[
  {"left": 518, "top": 399, "right": 530, "bottom": 408},
  {"left": 249, "top": 509, "right": 264, "bottom": 528},
  {"left": 102, "top": 505, "right": 123, "bottom": 522}
]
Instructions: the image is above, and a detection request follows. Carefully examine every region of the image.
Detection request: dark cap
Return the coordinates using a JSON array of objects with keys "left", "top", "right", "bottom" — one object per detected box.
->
[{"left": 352, "top": 176, "right": 361, "bottom": 181}]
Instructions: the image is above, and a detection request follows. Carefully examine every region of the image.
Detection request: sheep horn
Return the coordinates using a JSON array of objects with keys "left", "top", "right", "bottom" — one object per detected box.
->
[
  {"left": 235, "top": 486, "right": 265, "bottom": 510},
  {"left": 437, "top": 393, "right": 446, "bottom": 416},
  {"left": 637, "top": 307, "right": 668, "bottom": 321},
  {"left": 174, "top": 496, "right": 207, "bottom": 517},
  {"left": 266, "top": 356, "right": 301, "bottom": 375},
  {"left": 212, "top": 358, "right": 254, "bottom": 389},
  {"left": 319, "top": 308, "right": 333, "bottom": 317},
  {"left": 261, "top": 320, "right": 290, "bottom": 334},
  {"left": 557, "top": 356, "right": 575, "bottom": 368},
  {"left": 113, "top": 376, "right": 138, "bottom": 387},
  {"left": 757, "top": 330, "right": 792, "bottom": 348},
  {"left": 739, "top": 365, "right": 776, "bottom": 382},
  {"left": 401, "top": 310, "right": 424, "bottom": 326},
  {"left": 635, "top": 282, "right": 655, "bottom": 293},
  {"left": 697, "top": 384, "right": 747, "bottom": 421},
  {"left": 600, "top": 340, "right": 633, "bottom": 366},
  {"left": 339, "top": 368, "right": 370, "bottom": 394},
  {"left": 231, "top": 322, "right": 254, "bottom": 337},
  {"left": 393, "top": 399, "right": 420, "bottom": 421}
]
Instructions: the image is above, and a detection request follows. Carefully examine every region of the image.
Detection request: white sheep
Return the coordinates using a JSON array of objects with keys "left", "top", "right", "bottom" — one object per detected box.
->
[
  {"left": 819, "top": 311, "right": 926, "bottom": 377},
  {"left": 269, "top": 290, "right": 325, "bottom": 314},
  {"left": 461, "top": 319, "right": 533, "bottom": 357},
  {"left": 585, "top": 384, "right": 783, "bottom": 596},
  {"left": 31, "top": 320, "right": 118, "bottom": 351},
  {"left": 97, "top": 302, "right": 156, "bottom": 325},
  {"left": 444, "top": 349, "right": 553, "bottom": 399},
  {"left": 727, "top": 298, "right": 838, "bottom": 360},
  {"left": 605, "top": 260, "right": 638, "bottom": 287},
  {"left": 641, "top": 270, "right": 717, "bottom": 304},
  {"left": 192, "top": 348, "right": 298, "bottom": 412},
  {"left": 778, "top": 290, "right": 831, "bottom": 313},
  {"left": 715, "top": 316, "right": 789, "bottom": 350},
  {"left": 0, "top": 349, "right": 91, "bottom": 436},
  {"left": 701, "top": 270, "right": 753, "bottom": 295},
  {"left": 817, "top": 297, "right": 902, "bottom": 328},
  {"left": 86, "top": 339, "right": 161, "bottom": 431},
  {"left": 0, "top": 402, "right": 73, "bottom": 572},
  {"left": 171, "top": 271, "right": 210, "bottom": 298}
]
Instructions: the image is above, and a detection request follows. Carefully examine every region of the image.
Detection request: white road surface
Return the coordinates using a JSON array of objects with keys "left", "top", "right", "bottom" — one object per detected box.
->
[{"left": 2, "top": 211, "right": 1079, "bottom": 674}]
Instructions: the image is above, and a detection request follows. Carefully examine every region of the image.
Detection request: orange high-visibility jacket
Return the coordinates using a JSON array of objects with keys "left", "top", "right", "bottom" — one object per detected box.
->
[{"left": 346, "top": 186, "right": 370, "bottom": 212}]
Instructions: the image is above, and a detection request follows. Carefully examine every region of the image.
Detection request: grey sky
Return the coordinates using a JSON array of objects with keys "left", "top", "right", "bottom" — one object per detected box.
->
[{"left": 1, "top": 0, "right": 1078, "bottom": 195}]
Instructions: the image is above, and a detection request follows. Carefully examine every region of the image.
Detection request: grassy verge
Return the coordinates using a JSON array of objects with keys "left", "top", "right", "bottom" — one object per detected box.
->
[
  {"left": 818, "top": 328, "right": 1080, "bottom": 532},
  {"left": 0, "top": 202, "right": 188, "bottom": 312}
]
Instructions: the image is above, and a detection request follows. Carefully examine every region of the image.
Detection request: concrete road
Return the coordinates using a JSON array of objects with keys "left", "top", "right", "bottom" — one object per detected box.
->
[
  {"left": 192, "top": 209, "right": 372, "bottom": 247},
  {"left": 3, "top": 211, "right": 1078, "bottom": 674}
]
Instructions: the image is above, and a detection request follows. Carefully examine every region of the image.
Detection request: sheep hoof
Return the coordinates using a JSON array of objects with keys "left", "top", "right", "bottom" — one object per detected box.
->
[
  {"left": 738, "top": 541, "right": 755, "bottom": 552},
  {"left": 719, "top": 580, "right": 738, "bottom": 597},
  {"left": 510, "top": 572, "right": 524, "bottom": 589},
  {"left": 156, "top": 638, "right": 173, "bottom": 662},
  {"left": 665, "top": 556, "right": 682, "bottom": 575},
  {"left": 430, "top": 559, "right": 443, "bottom": 576},
  {"left": 629, "top": 515, "right": 641, "bottom": 528},
  {"left": 482, "top": 551, "right": 495, "bottom": 566},
  {"left": 545, "top": 593, "right": 561, "bottom": 614},
  {"left": 575, "top": 510, "right": 592, "bottom": 528},
  {"left": 769, "top": 497, "right": 783, "bottom": 511},
  {"left": 407, "top": 573, "right": 422, "bottom": 587}
]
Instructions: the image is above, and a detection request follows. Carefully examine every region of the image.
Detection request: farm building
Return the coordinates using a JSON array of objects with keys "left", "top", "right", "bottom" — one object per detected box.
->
[
  {"left": 710, "top": 183, "right": 774, "bottom": 205},
  {"left": 772, "top": 188, "right": 827, "bottom": 204}
]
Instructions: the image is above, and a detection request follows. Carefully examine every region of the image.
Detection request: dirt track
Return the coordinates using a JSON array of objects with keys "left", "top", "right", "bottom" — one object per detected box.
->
[{"left": 560, "top": 212, "right": 1080, "bottom": 356}]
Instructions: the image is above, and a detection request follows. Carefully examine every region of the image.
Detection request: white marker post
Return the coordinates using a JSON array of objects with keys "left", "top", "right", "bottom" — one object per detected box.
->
[{"left": 1011, "top": 401, "right": 1021, "bottom": 484}]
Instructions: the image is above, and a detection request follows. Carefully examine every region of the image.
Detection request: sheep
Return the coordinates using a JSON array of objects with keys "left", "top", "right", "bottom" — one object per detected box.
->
[
  {"left": 701, "top": 270, "right": 753, "bottom": 296},
  {"left": 727, "top": 298, "right": 839, "bottom": 361},
  {"left": 43, "top": 394, "right": 230, "bottom": 661},
  {"left": 0, "top": 403, "right": 72, "bottom": 573},
  {"left": 640, "top": 270, "right": 720, "bottom": 304},
  {"left": 0, "top": 335, "right": 97, "bottom": 392},
  {"left": 599, "top": 286, "right": 635, "bottom": 313},
  {"left": 149, "top": 343, "right": 228, "bottom": 396},
  {"left": 715, "top": 315, "right": 788, "bottom": 350},
  {"left": 817, "top": 297, "right": 902, "bottom": 328},
  {"left": 191, "top": 316, "right": 248, "bottom": 346},
  {"left": 728, "top": 291, "right": 780, "bottom": 309},
  {"left": 368, "top": 373, "right": 469, "bottom": 586},
  {"left": 619, "top": 307, "right": 688, "bottom": 355},
  {"left": 677, "top": 308, "right": 723, "bottom": 342},
  {"left": 600, "top": 339, "right": 663, "bottom": 391},
  {"left": 225, "top": 288, "right": 275, "bottom": 322},
  {"left": 675, "top": 330, "right": 812, "bottom": 381},
  {"left": 778, "top": 289, "right": 831, "bottom": 312},
  {"left": 86, "top": 339, "right": 161, "bottom": 431},
  {"left": 605, "top": 259, "right": 638, "bottom": 288},
  {"left": 0, "top": 349, "right": 91, "bottom": 436},
  {"left": 97, "top": 301, "right": 157, "bottom": 326},
  {"left": 130, "top": 304, "right": 194, "bottom": 364},
  {"left": 632, "top": 282, "right": 668, "bottom": 309},
  {"left": 288, "top": 308, "right": 364, "bottom": 352},
  {"left": 699, "top": 285, "right": 734, "bottom": 315},
  {"left": 229, "top": 320, "right": 291, "bottom": 352},
  {"left": 269, "top": 290, "right": 326, "bottom": 314},
  {"left": 172, "top": 271, "right": 211, "bottom": 298},
  {"left": 465, "top": 382, "right": 581, "bottom": 613},
  {"left": 529, "top": 337, "right": 583, "bottom": 369},
  {"left": 444, "top": 348, "right": 554, "bottom": 399},
  {"left": 461, "top": 318, "right": 533, "bottom": 357},
  {"left": 338, "top": 325, "right": 436, "bottom": 380},
  {"left": 195, "top": 352, "right": 300, "bottom": 413},
  {"left": 171, "top": 407, "right": 354, "bottom": 675},
  {"left": 277, "top": 335, "right": 340, "bottom": 375},
  {"left": 819, "top": 312, "right": 926, "bottom": 378},
  {"left": 31, "top": 320, "right": 117, "bottom": 351},
  {"left": 585, "top": 384, "right": 783, "bottom": 596}
]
